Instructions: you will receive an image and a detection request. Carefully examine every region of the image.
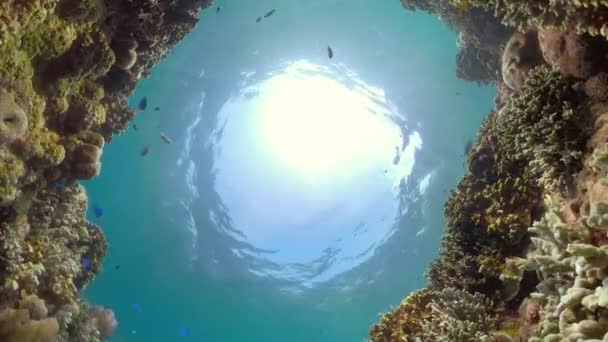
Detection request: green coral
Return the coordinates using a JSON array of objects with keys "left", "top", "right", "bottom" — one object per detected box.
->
[
  {"left": 20, "top": 15, "right": 78, "bottom": 59},
  {"left": 495, "top": 66, "right": 589, "bottom": 192},
  {"left": 455, "top": 0, "right": 608, "bottom": 38},
  {"left": 0, "top": 150, "right": 25, "bottom": 206}
]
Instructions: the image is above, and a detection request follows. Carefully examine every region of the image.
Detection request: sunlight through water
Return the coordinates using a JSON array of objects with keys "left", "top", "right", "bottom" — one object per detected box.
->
[{"left": 184, "top": 60, "right": 422, "bottom": 285}]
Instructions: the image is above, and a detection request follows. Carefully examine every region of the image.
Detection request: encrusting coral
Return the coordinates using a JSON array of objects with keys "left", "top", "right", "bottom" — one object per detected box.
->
[{"left": 0, "top": 0, "right": 212, "bottom": 340}]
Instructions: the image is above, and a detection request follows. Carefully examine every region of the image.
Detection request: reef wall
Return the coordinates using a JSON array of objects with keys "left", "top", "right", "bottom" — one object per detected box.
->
[
  {"left": 0, "top": 0, "right": 211, "bottom": 340},
  {"left": 370, "top": 1, "right": 608, "bottom": 341}
]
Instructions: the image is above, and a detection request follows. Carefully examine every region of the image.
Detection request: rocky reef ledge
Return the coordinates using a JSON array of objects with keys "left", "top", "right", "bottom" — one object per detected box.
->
[
  {"left": 0, "top": 1, "right": 210, "bottom": 341},
  {"left": 370, "top": 1, "right": 608, "bottom": 341}
]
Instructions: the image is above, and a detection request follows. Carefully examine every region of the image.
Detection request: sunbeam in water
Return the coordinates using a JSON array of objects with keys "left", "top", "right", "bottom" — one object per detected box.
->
[{"left": 202, "top": 60, "right": 422, "bottom": 285}]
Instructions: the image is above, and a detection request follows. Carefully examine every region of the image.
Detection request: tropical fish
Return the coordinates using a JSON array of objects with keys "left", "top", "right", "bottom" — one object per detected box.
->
[
  {"left": 82, "top": 258, "right": 91, "bottom": 271},
  {"left": 455, "top": 92, "right": 461, "bottom": 96},
  {"left": 256, "top": 16, "right": 261, "bottom": 23},
  {"left": 328, "top": 46, "right": 333, "bottom": 59},
  {"left": 132, "top": 123, "right": 137, "bottom": 131},
  {"left": 92, "top": 204, "right": 104, "bottom": 219},
  {"left": 54, "top": 182, "right": 65, "bottom": 190},
  {"left": 114, "top": 265, "right": 121, "bottom": 270},
  {"left": 133, "top": 304, "right": 142, "bottom": 312},
  {"left": 264, "top": 9, "right": 276, "bottom": 18},
  {"left": 160, "top": 133, "right": 172, "bottom": 144},
  {"left": 179, "top": 328, "right": 189, "bottom": 337},
  {"left": 216, "top": 6, "right": 221, "bottom": 13},
  {"left": 137, "top": 96, "right": 147, "bottom": 112},
  {"left": 464, "top": 139, "right": 473, "bottom": 156},
  {"left": 140, "top": 145, "right": 151, "bottom": 156},
  {"left": 154, "top": 106, "right": 160, "bottom": 111}
]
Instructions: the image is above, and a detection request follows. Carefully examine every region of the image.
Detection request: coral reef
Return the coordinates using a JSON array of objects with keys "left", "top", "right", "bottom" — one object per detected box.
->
[
  {"left": 401, "top": 0, "right": 513, "bottom": 83},
  {"left": 373, "top": 1, "right": 608, "bottom": 341},
  {"left": 0, "top": 0, "right": 212, "bottom": 340},
  {"left": 369, "top": 288, "right": 497, "bottom": 342}
]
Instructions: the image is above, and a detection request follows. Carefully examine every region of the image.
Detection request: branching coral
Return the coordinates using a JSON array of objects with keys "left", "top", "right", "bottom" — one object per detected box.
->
[
  {"left": 369, "top": 288, "right": 497, "bottom": 342},
  {"left": 495, "top": 66, "right": 590, "bottom": 193},
  {"left": 453, "top": 0, "right": 608, "bottom": 39}
]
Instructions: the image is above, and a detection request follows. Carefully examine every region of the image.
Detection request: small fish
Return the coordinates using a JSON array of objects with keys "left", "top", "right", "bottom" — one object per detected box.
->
[
  {"left": 82, "top": 258, "right": 91, "bottom": 271},
  {"left": 140, "top": 145, "right": 150, "bottom": 157},
  {"left": 92, "top": 204, "right": 104, "bottom": 219},
  {"left": 216, "top": 6, "right": 221, "bottom": 13},
  {"left": 179, "top": 328, "right": 189, "bottom": 337},
  {"left": 133, "top": 304, "right": 142, "bottom": 312},
  {"left": 263, "top": 9, "right": 276, "bottom": 18},
  {"left": 455, "top": 92, "right": 461, "bottom": 96},
  {"left": 114, "top": 265, "right": 121, "bottom": 270},
  {"left": 384, "top": 169, "right": 388, "bottom": 174},
  {"left": 54, "top": 182, "right": 65, "bottom": 190},
  {"left": 132, "top": 123, "right": 137, "bottom": 131},
  {"left": 160, "top": 133, "right": 172, "bottom": 144},
  {"left": 327, "top": 46, "right": 333, "bottom": 59},
  {"left": 137, "top": 96, "right": 148, "bottom": 112},
  {"left": 256, "top": 16, "right": 261, "bottom": 23},
  {"left": 154, "top": 106, "right": 160, "bottom": 111}
]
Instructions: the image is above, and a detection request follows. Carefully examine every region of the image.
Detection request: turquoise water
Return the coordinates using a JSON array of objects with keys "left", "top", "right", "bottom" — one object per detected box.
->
[{"left": 83, "top": 1, "right": 495, "bottom": 341}]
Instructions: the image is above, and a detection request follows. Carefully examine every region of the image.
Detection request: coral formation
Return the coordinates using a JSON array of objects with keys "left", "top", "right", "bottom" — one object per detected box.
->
[
  {"left": 0, "top": 0, "right": 212, "bottom": 340},
  {"left": 501, "top": 31, "right": 544, "bottom": 91},
  {"left": 373, "top": 2, "right": 608, "bottom": 341}
]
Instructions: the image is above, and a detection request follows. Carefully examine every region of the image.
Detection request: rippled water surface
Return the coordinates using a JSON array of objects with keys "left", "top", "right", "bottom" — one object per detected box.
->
[{"left": 84, "top": 1, "right": 495, "bottom": 341}]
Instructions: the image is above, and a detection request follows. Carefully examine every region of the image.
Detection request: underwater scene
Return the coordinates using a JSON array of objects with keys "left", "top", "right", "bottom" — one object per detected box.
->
[{"left": 3, "top": 0, "right": 608, "bottom": 341}]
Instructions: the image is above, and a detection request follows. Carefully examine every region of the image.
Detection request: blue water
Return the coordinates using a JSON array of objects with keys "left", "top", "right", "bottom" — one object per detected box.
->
[{"left": 83, "top": 1, "right": 495, "bottom": 341}]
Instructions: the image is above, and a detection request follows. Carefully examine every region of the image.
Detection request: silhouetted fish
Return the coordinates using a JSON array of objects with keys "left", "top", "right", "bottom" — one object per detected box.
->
[
  {"left": 154, "top": 107, "right": 160, "bottom": 111},
  {"left": 54, "top": 182, "right": 65, "bottom": 190},
  {"left": 140, "top": 145, "right": 150, "bottom": 156},
  {"left": 114, "top": 265, "right": 120, "bottom": 270},
  {"left": 132, "top": 123, "right": 137, "bottom": 131},
  {"left": 92, "top": 204, "right": 103, "bottom": 219},
  {"left": 137, "top": 96, "right": 147, "bottom": 112},
  {"left": 133, "top": 304, "right": 142, "bottom": 312},
  {"left": 179, "top": 328, "right": 189, "bottom": 337},
  {"left": 216, "top": 6, "right": 221, "bottom": 13},
  {"left": 256, "top": 16, "right": 261, "bottom": 23},
  {"left": 328, "top": 46, "right": 333, "bottom": 59},
  {"left": 82, "top": 258, "right": 91, "bottom": 271},
  {"left": 160, "top": 133, "right": 172, "bottom": 144},
  {"left": 264, "top": 9, "right": 276, "bottom": 18}
]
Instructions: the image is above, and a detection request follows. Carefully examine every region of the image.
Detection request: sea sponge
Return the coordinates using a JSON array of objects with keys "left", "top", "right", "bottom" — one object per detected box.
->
[
  {"left": 538, "top": 29, "right": 608, "bottom": 79},
  {"left": 111, "top": 37, "right": 138, "bottom": 71},
  {"left": 501, "top": 31, "right": 544, "bottom": 91},
  {"left": 0, "top": 89, "right": 28, "bottom": 146},
  {"left": 584, "top": 73, "right": 608, "bottom": 101}
]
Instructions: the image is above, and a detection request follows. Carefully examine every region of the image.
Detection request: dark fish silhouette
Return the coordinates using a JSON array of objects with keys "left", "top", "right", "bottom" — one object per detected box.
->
[
  {"left": 216, "top": 6, "right": 221, "bottom": 13},
  {"left": 160, "top": 133, "right": 172, "bottom": 144},
  {"left": 54, "top": 182, "right": 65, "bottom": 190},
  {"left": 328, "top": 46, "right": 333, "bottom": 59},
  {"left": 140, "top": 145, "right": 150, "bottom": 157},
  {"left": 132, "top": 123, "right": 137, "bottom": 131},
  {"left": 137, "top": 96, "right": 147, "bottom": 112},
  {"left": 264, "top": 9, "right": 276, "bottom": 18},
  {"left": 455, "top": 92, "right": 461, "bottom": 96},
  {"left": 114, "top": 265, "right": 121, "bottom": 270},
  {"left": 256, "top": 16, "right": 261, "bottom": 23},
  {"left": 179, "top": 328, "right": 189, "bottom": 337},
  {"left": 154, "top": 107, "right": 160, "bottom": 111}
]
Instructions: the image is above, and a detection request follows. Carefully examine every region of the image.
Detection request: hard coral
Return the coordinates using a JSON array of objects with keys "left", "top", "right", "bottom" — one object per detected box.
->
[
  {"left": 0, "top": 89, "right": 28, "bottom": 146},
  {"left": 539, "top": 28, "right": 608, "bottom": 79},
  {"left": 369, "top": 289, "right": 435, "bottom": 341},
  {"left": 501, "top": 31, "right": 544, "bottom": 91}
]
